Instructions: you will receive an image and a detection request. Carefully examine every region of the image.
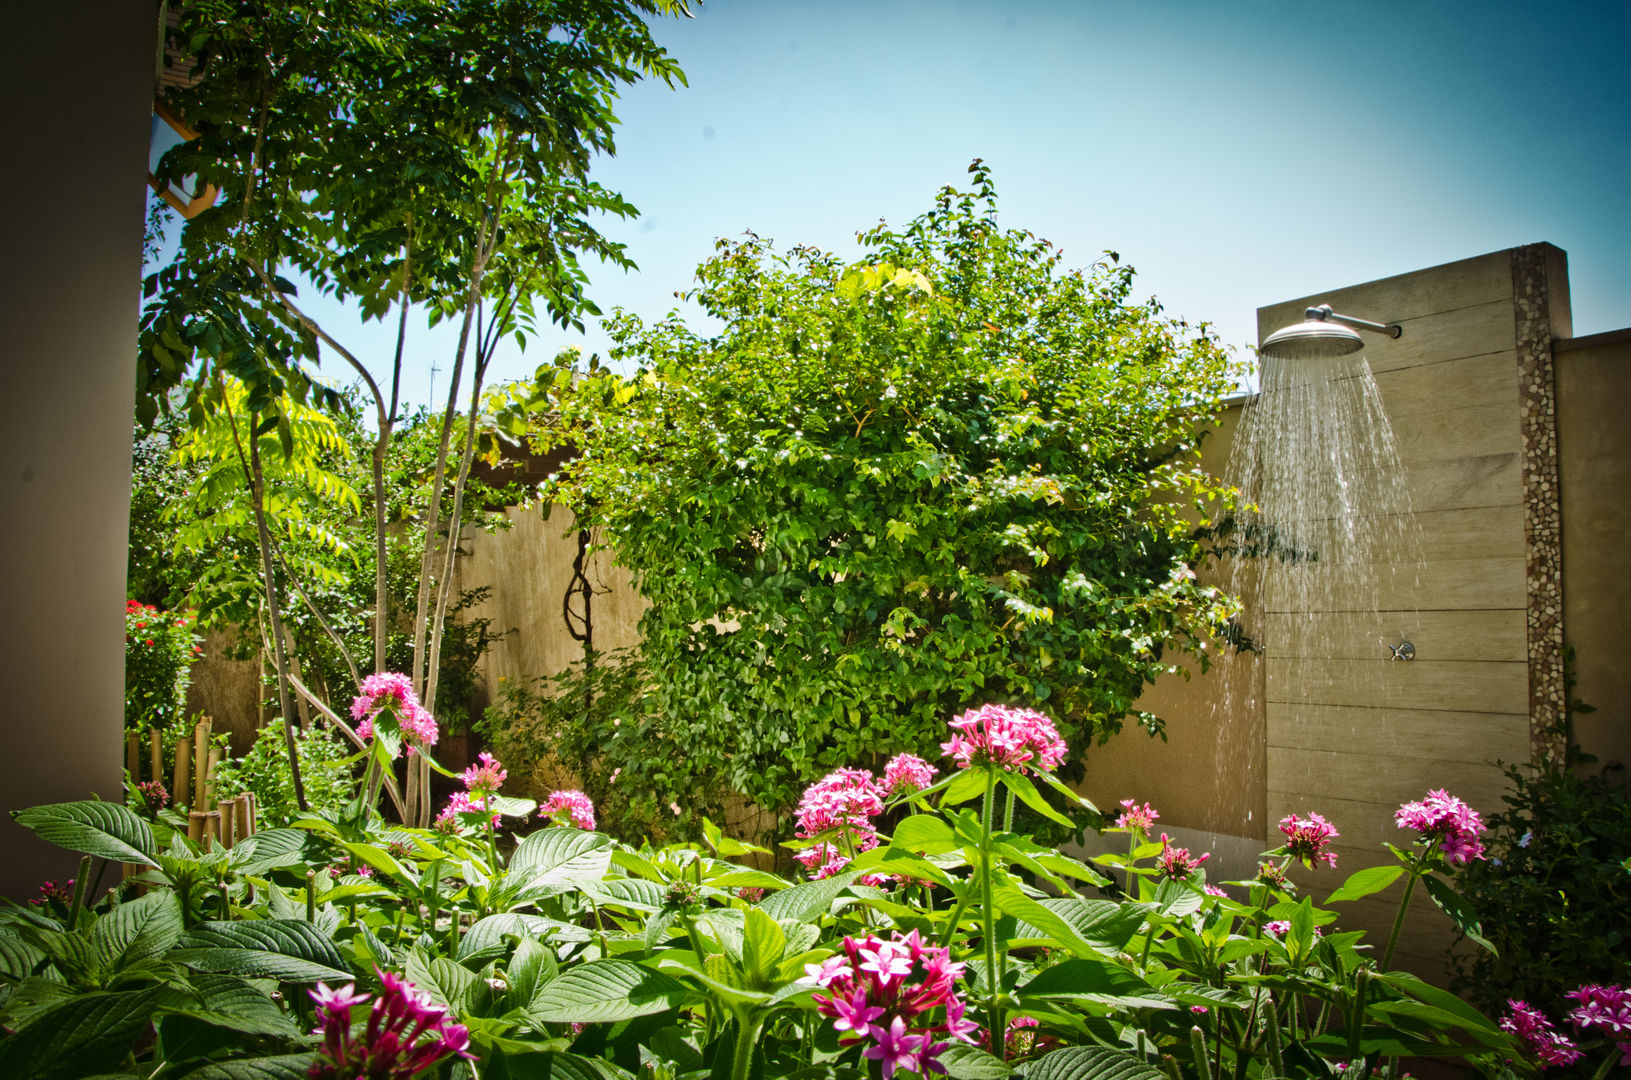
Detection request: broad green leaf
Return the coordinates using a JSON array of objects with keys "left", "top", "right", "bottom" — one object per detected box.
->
[
  {"left": 996, "top": 881, "right": 1105, "bottom": 959},
  {"left": 579, "top": 877, "right": 668, "bottom": 912},
  {"left": 0, "top": 985, "right": 163, "bottom": 1080},
  {"left": 1372, "top": 971, "right": 1502, "bottom": 1033},
  {"left": 757, "top": 870, "right": 860, "bottom": 923},
  {"left": 510, "top": 829, "right": 614, "bottom": 890},
  {"left": 172, "top": 920, "right": 349, "bottom": 981},
  {"left": 459, "top": 913, "right": 591, "bottom": 961},
  {"left": 1036, "top": 899, "right": 1147, "bottom": 951},
  {"left": 173, "top": 1055, "right": 313, "bottom": 1079},
  {"left": 939, "top": 1044, "right": 1014, "bottom": 1079},
  {"left": 92, "top": 891, "right": 183, "bottom": 975},
  {"left": 528, "top": 959, "right": 690, "bottom": 1023},
  {"left": 1421, "top": 876, "right": 1496, "bottom": 955},
  {"left": 848, "top": 847, "right": 955, "bottom": 889},
  {"left": 998, "top": 771, "right": 1073, "bottom": 828},
  {"left": 1019, "top": 959, "right": 1163, "bottom": 1007},
  {"left": 889, "top": 815, "right": 959, "bottom": 854},
  {"left": 488, "top": 795, "right": 537, "bottom": 819},
  {"left": 741, "top": 907, "right": 787, "bottom": 983},
  {"left": 543, "top": 1051, "right": 635, "bottom": 1080},
  {"left": 1019, "top": 1045, "right": 1166, "bottom": 1080},
  {"left": 1325, "top": 864, "right": 1405, "bottom": 904},
  {"left": 339, "top": 841, "right": 415, "bottom": 882},
  {"left": 940, "top": 768, "right": 989, "bottom": 808},
  {"left": 13, "top": 802, "right": 156, "bottom": 867},
  {"left": 156, "top": 974, "right": 300, "bottom": 1038},
  {"left": 506, "top": 934, "right": 559, "bottom": 1009},
  {"left": 0, "top": 928, "right": 47, "bottom": 980},
  {"left": 228, "top": 829, "right": 313, "bottom": 875},
  {"left": 707, "top": 869, "right": 791, "bottom": 892}
]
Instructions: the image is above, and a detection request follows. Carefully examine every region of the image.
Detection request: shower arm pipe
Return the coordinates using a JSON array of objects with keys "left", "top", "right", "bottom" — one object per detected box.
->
[{"left": 1306, "top": 304, "right": 1403, "bottom": 340}]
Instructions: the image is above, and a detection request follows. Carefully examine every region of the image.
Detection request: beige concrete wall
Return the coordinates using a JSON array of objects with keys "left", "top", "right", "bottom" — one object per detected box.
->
[
  {"left": 0, "top": 3, "right": 153, "bottom": 898},
  {"left": 459, "top": 506, "right": 647, "bottom": 693},
  {"left": 1556, "top": 329, "right": 1631, "bottom": 772},
  {"left": 1250, "top": 249, "right": 1549, "bottom": 972}
]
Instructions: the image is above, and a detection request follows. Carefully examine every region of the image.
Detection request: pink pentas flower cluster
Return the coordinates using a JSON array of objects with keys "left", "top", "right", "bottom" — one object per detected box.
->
[
  {"left": 1395, "top": 789, "right": 1486, "bottom": 864},
  {"left": 1566, "top": 984, "right": 1631, "bottom": 1066},
  {"left": 461, "top": 752, "right": 507, "bottom": 797},
  {"left": 539, "top": 789, "right": 596, "bottom": 830},
  {"left": 1115, "top": 799, "right": 1159, "bottom": 830},
  {"left": 308, "top": 969, "right": 472, "bottom": 1079},
  {"left": 351, "top": 672, "right": 438, "bottom": 756},
  {"left": 1278, "top": 812, "right": 1340, "bottom": 869},
  {"left": 795, "top": 767, "right": 886, "bottom": 879},
  {"left": 1157, "top": 834, "right": 1210, "bottom": 881},
  {"left": 1501, "top": 1000, "right": 1583, "bottom": 1069},
  {"left": 882, "top": 753, "right": 938, "bottom": 798},
  {"left": 436, "top": 753, "right": 511, "bottom": 833},
  {"left": 941, "top": 704, "right": 1068, "bottom": 775},
  {"left": 806, "top": 930, "right": 978, "bottom": 1079}
]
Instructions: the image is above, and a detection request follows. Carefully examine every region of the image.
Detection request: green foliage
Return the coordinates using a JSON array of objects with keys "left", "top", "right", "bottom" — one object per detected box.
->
[
  {"left": 1449, "top": 751, "right": 1631, "bottom": 1019},
  {"left": 124, "top": 600, "right": 202, "bottom": 734},
  {"left": 212, "top": 724, "right": 358, "bottom": 827},
  {"left": 520, "top": 163, "right": 1244, "bottom": 819}
]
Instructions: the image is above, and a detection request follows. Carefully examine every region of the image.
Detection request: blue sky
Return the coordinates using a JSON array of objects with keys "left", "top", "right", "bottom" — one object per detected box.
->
[{"left": 284, "top": 0, "right": 1631, "bottom": 410}]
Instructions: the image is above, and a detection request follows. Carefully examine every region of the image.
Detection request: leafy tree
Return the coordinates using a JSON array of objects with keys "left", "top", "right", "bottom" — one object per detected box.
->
[
  {"left": 140, "top": 0, "right": 688, "bottom": 820},
  {"left": 515, "top": 163, "right": 1245, "bottom": 825}
]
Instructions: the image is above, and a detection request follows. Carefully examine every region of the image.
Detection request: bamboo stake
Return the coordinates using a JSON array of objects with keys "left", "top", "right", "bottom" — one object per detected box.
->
[
  {"left": 149, "top": 731, "right": 162, "bottom": 789},
  {"left": 205, "top": 747, "right": 222, "bottom": 805},
  {"left": 173, "top": 738, "right": 190, "bottom": 812},
  {"left": 245, "top": 792, "right": 258, "bottom": 836},
  {"left": 202, "top": 811, "right": 221, "bottom": 850},
  {"left": 125, "top": 734, "right": 140, "bottom": 785},
  {"left": 235, "top": 795, "right": 253, "bottom": 842},
  {"left": 187, "top": 811, "right": 206, "bottom": 847},
  {"left": 217, "top": 798, "right": 237, "bottom": 848},
  {"left": 192, "top": 719, "right": 212, "bottom": 809}
]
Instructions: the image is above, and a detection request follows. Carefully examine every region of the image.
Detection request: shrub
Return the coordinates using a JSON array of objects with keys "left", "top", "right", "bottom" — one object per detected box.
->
[
  {"left": 123, "top": 599, "right": 202, "bottom": 734},
  {"left": 211, "top": 722, "right": 358, "bottom": 826}
]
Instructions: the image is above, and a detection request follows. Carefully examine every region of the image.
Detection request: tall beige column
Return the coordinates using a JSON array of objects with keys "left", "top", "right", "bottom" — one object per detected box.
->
[{"left": 0, "top": 2, "right": 152, "bottom": 898}]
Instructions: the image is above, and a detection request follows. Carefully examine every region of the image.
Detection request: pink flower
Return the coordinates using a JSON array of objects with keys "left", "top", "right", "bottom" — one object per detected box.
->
[
  {"left": 460, "top": 752, "right": 507, "bottom": 797},
  {"left": 350, "top": 673, "right": 438, "bottom": 756},
  {"left": 1395, "top": 789, "right": 1486, "bottom": 864},
  {"left": 1157, "top": 834, "right": 1210, "bottom": 881},
  {"left": 810, "top": 930, "right": 971, "bottom": 1079},
  {"left": 1279, "top": 812, "right": 1340, "bottom": 869},
  {"left": 1116, "top": 799, "right": 1159, "bottom": 830},
  {"left": 794, "top": 768, "right": 885, "bottom": 877},
  {"left": 1204, "top": 884, "right": 1228, "bottom": 898},
  {"left": 436, "top": 790, "right": 500, "bottom": 831},
  {"left": 882, "top": 753, "right": 938, "bottom": 798},
  {"left": 1501, "top": 1000, "right": 1583, "bottom": 1069},
  {"left": 1566, "top": 984, "right": 1631, "bottom": 1065},
  {"left": 539, "top": 790, "right": 596, "bottom": 830},
  {"left": 941, "top": 704, "right": 1068, "bottom": 775},
  {"left": 309, "top": 969, "right": 472, "bottom": 1079}
]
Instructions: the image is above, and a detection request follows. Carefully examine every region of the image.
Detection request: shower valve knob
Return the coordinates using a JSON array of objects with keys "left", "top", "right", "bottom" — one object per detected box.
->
[{"left": 1382, "top": 640, "right": 1415, "bottom": 662}]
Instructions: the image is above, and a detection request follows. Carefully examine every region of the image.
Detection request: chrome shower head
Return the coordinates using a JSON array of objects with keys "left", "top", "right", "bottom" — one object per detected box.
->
[{"left": 1260, "top": 304, "right": 1403, "bottom": 361}]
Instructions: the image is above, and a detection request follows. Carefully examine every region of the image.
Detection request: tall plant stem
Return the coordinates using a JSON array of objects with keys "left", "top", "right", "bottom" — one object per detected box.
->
[
  {"left": 980, "top": 768, "right": 1004, "bottom": 1058},
  {"left": 1380, "top": 872, "right": 1418, "bottom": 971},
  {"left": 728, "top": 1012, "right": 762, "bottom": 1080}
]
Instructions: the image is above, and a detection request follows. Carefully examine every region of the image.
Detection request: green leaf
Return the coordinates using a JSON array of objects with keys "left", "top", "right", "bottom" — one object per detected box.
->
[
  {"left": 528, "top": 959, "right": 690, "bottom": 1023},
  {"left": 938, "top": 1045, "right": 1014, "bottom": 1079},
  {"left": 889, "top": 815, "right": 958, "bottom": 854},
  {"left": 1018, "top": 1045, "right": 1167, "bottom": 1080},
  {"left": 741, "top": 906, "right": 787, "bottom": 983},
  {"left": 1325, "top": 864, "right": 1405, "bottom": 904},
  {"left": 459, "top": 913, "right": 591, "bottom": 961},
  {"left": 92, "top": 891, "right": 183, "bottom": 975},
  {"left": 1035, "top": 899, "right": 1147, "bottom": 951},
  {"left": 940, "top": 768, "right": 989, "bottom": 808},
  {"left": 509, "top": 828, "right": 614, "bottom": 890},
  {"left": 997, "top": 881, "right": 1107, "bottom": 959},
  {"left": 0, "top": 928, "right": 47, "bottom": 980},
  {"left": 999, "top": 771, "right": 1073, "bottom": 829},
  {"left": 156, "top": 974, "right": 301, "bottom": 1038},
  {"left": 0, "top": 986, "right": 163, "bottom": 1080},
  {"left": 13, "top": 802, "right": 156, "bottom": 867},
  {"left": 173, "top": 1055, "right": 314, "bottom": 1080},
  {"left": 939, "top": 1050, "right": 1011, "bottom": 1080},
  {"left": 757, "top": 870, "right": 860, "bottom": 923},
  {"left": 1421, "top": 876, "right": 1496, "bottom": 955},
  {"left": 172, "top": 919, "right": 350, "bottom": 981},
  {"left": 228, "top": 829, "right": 314, "bottom": 875},
  {"left": 1019, "top": 959, "right": 1164, "bottom": 1008}
]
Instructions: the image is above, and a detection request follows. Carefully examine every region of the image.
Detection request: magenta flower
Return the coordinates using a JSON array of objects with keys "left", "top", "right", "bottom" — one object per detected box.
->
[
  {"left": 1115, "top": 799, "right": 1159, "bottom": 830},
  {"left": 539, "top": 789, "right": 596, "bottom": 830},
  {"left": 1566, "top": 984, "right": 1631, "bottom": 1065},
  {"left": 460, "top": 752, "right": 507, "bottom": 798},
  {"left": 1395, "top": 789, "right": 1486, "bottom": 864},
  {"left": 309, "top": 969, "right": 472, "bottom": 1079},
  {"left": 794, "top": 768, "right": 885, "bottom": 877},
  {"left": 351, "top": 673, "right": 438, "bottom": 756},
  {"left": 1157, "top": 834, "right": 1210, "bottom": 881},
  {"left": 1501, "top": 1000, "right": 1583, "bottom": 1069},
  {"left": 940, "top": 704, "right": 1068, "bottom": 775},
  {"left": 882, "top": 753, "right": 938, "bottom": 798},
  {"left": 1278, "top": 812, "right": 1340, "bottom": 869},
  {"left": 436, "top": 790, "right": 500, "bottom": 831},
  {"left": 809, "top": 930, "right": 972, "bottom": 1078}
]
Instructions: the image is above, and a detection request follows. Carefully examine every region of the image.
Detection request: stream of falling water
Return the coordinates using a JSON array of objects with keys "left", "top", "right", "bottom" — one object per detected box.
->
[{"left": 1206, "top": 349, "right": 1426, "bottom": 834}]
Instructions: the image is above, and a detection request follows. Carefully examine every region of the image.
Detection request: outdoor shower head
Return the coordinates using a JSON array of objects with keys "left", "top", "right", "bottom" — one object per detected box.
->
[{"left": 1259, "top": 304, "right": 1403, "bottom": 361}]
